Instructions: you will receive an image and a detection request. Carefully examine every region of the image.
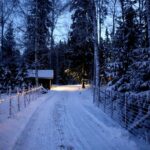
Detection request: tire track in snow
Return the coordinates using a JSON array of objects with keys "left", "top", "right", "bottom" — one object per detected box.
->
[
  {"left": 65, "top": 91, "right": 137, "bottom": 150},
  {"left": 52, "top": 92, "right": 75, "bottom": 150},
  {"left": 66, "top": 92, "right": 115, "bottom": 150}
]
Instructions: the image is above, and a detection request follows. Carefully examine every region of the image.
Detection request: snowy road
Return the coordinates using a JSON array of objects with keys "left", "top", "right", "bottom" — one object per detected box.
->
[
  {"left": 1, "top": 85, "right": 142, "bottom": 150},
  {"left": 12, "top": 85, "right": 140, "bottom": 150}
]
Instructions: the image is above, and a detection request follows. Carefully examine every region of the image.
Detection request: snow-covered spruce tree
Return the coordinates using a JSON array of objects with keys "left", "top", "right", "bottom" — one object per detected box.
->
[
  {"left": 103, "top": 28, "right": 111, "bottom": 83},
  {"left": 108, "top": 2, "right": 139, "bottom": 90},
  {"left": 24, "top": 0, "right": 52, "bottom": 69},
  {"left": 120, "top": 48, "right": 150, "bottom": 134},
  {"left": 2, "top": 23, "right": 20, "bottom": 90},
  {"left": 106, "top": 1, "right": 150, "bottom": 133},
  {"left": 68, "top": 0, "right": 94, "bottom": 88}
]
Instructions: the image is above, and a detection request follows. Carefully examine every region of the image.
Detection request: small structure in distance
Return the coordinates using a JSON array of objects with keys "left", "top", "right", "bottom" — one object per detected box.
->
[{"left": 27, "top": 70, "right": 54, "bottom": 89}]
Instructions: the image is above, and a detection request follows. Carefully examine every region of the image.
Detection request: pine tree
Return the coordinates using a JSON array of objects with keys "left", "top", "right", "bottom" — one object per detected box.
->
[
  {"left": 24, "top": 0, "right": 52, "bottom": 69},
  {"left": 68, "top": 0, "right": 94, "bottom": 88},
  {"left": 2, "top": 23, "right": 20, "bottom": 89}
]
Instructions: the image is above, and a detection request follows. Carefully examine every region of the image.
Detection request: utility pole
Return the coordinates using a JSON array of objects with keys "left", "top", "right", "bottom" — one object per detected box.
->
[{"left": 35, "top": 0, "right": 38, "bottom": 87}]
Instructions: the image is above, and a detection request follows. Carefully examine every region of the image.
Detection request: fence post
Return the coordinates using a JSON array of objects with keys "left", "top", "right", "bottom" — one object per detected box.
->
[
  {"left": 33, "top": 87, "right": 35, "bottom": 99},
  {"left": 9, "top": 87, "right": 12, "bottom": 118},
  {"left": 111, "top": 91, "right": 114, "bottom": 118},
  {"left": 28, "top": 86, "right": 31, "bottom": 103},
  {"left": 23, "top": 86, "right": 26, "bottom": 108},
  {"left": 37, "top": 87, "right": 39, "bottom": 98},
  {"left": 124, "top": 93, "right": 127, "bottom": 128},
  {"left": 34, "top": 87, "right": 36, "bottom": 100},
  {"left": 32, "top": 86, "right": 34, "bottom": 101},
  {"left": 36, "top": 87, "right": 38, "bottom": 100},
  {"left": 37, "top": 86, "right": 40, "bottom": 97},
  {"left": 30, "top": 86, "right": 32, "bottom": 101},
  {"left": 17, "top": 88, "right": 20, "bottom": 111},
  {"left": 0, "top": 90, "right": 1, "bottom": 100},
  {"left": 144, "top": 128, "right": 148, "bottom": 144},
  {"left": 34, "top": 86, "right": 36, "bottom": 100},
  {"left": 104, "top": 89, "right": 106, "bottom": 112}
]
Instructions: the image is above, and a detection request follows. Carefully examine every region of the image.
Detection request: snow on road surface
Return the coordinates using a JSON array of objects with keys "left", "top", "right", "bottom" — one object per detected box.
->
[{"left": 0, "top": 85, "right": 149, "bottom": 150}]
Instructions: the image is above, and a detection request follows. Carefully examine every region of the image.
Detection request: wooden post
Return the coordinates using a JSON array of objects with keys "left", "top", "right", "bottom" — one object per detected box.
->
[
  {"left": 124, "top": 93, "right": 127, "bottom": 128},
  {"left": 111, "top": 91, "right": 114, "bottom": 118},
  {"left": 28, "top": 86, "right": 30, "bottom": 103},
  {"left": 17, "top": 88, "right": 20, "bottom": 112},
  {"left": 35, "top": 86, "right": 37, "bottom": 100},
  {"left": 9, "top": 87, "right": 12, "bottom": 117},
  {"left": 31, "top": 86, "right": 33, "bottom": 101},
  {"left": 37, "top": 86, "right": 39, "bottom": 97},
  {"left": 104, "top": 89, "right": 106, "bottom": 112},
  {"left": 33, "top": 86, "right": 35, "bottom": 100},
  {"left": 34, "top": 86, "right": 36, "bottom": 100},
  {"left": 23, "top": 86, "right": 26, "bottom": 107},
  {"left": 144, "top": 128, "right": 148, "bottom": 144},
  {"left": 49, "top": 80, "right": 51, "bottom": 90},
  {"left": 0, "top": 90, "right": 1, "bottom": 101}
]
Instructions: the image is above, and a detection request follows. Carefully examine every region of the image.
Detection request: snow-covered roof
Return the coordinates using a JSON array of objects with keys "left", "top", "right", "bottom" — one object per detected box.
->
[{"left": 27, "top": 70, "right": 54, "bottom": 79}]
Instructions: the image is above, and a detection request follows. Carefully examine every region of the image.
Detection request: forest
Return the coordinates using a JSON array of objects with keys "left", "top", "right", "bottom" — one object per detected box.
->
[{"left": 0, "top": 0, "right": 150, "bottom": 144}]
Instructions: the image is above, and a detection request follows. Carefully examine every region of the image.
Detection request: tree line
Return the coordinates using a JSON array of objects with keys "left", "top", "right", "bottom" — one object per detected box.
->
[{"left": 0, "top": 0, "right": 150, "bottom": 101}]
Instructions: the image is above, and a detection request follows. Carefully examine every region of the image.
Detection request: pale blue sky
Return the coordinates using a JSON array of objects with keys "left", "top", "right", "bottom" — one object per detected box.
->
[{"left": 54, "top": 11, "right": 72, "bottom": 43}]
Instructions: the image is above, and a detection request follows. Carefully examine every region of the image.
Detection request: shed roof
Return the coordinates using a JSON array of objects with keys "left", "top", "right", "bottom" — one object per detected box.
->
[{"left": 27, "top": 70, "right": 54, "bottom": 79}]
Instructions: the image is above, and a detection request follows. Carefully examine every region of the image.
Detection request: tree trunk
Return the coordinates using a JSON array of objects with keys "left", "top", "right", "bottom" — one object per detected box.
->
[
  {"left": 82, "top": 79, "right": 85, "bottom": 89},
  {"left": 93, "top": 0, "right": 100, "bottom": 105},
  {"left": 146, "top": 0, "right": 150, "bottom": 46},
  {"left": 35, "top": 0, "right": 38, "bottom": 87}
]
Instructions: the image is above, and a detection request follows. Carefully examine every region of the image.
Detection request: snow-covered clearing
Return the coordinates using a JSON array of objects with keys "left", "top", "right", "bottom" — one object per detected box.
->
[{"left": 0, "top": 85, "right": 149, "bottom": 150}]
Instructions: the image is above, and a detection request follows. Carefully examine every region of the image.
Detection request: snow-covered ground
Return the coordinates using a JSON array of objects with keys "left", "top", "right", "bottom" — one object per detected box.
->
[{"left": 0, "top": 85, "right": 149, "bottom": 150}]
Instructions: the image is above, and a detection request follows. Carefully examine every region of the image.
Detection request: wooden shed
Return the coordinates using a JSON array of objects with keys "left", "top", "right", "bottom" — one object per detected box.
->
[{"left": 27, "top": 70, "right": 54, "bottom": 89}]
